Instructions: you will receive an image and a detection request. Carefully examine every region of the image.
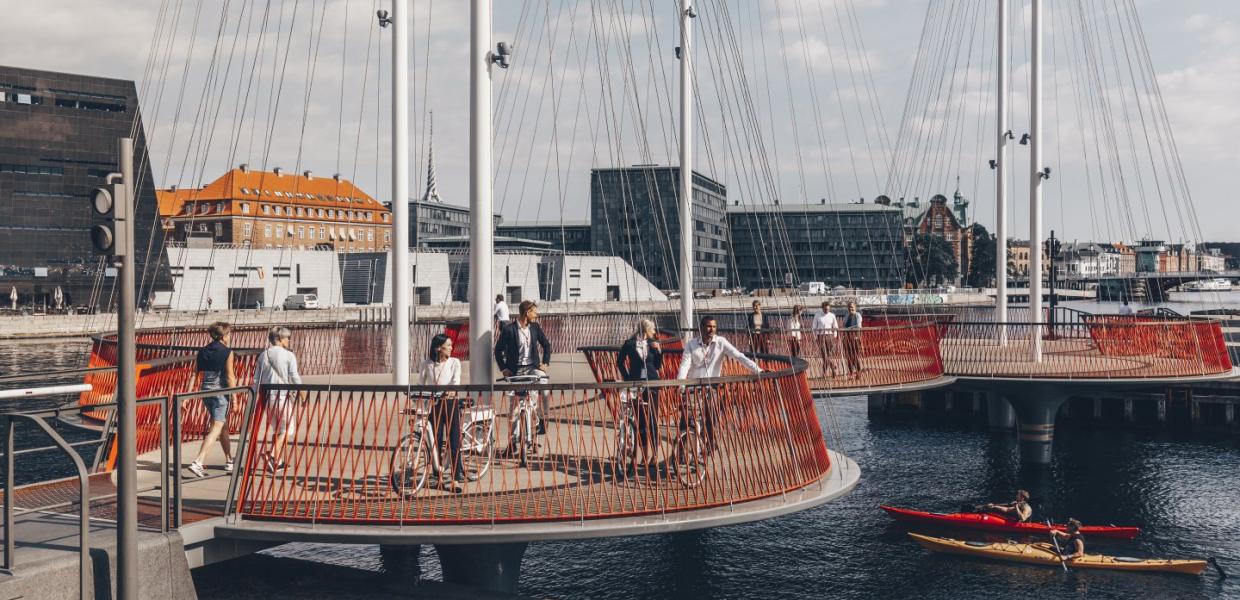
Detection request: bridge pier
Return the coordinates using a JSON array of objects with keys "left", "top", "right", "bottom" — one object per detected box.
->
[
  {"left": 987, "top": 394, "right": 1015, "bottom": 430},
  {"left": 435, "top": 542, "right": 528, "bottom": 594},
  {"left": 991, "top": 384, "right": 1071, "bottom": 466}
]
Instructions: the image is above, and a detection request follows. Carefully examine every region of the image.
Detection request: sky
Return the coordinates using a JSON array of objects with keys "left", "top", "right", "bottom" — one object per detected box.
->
[{"left": 2, "top": 0, "right": 1238, "bottom": 242}]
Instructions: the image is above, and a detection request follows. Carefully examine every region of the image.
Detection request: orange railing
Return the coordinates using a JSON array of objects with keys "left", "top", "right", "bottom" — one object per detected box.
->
[
  {"left": 231, "top": 351, "right": 831, "bottom": 525},
  {"left": 719, "top": 322, "right": 946, "bottom": 390},
  {"left": 939, "top": 318, "right": 1233, "bottom": 379}
]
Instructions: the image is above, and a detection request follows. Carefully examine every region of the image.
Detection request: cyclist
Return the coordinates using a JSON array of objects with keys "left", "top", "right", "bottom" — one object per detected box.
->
[
  {"left": 494, "top": 300, "right": 552, "bottom": 457},
  {"left": 617, "top": 318, "right": 663, "bottom": 471},
  {"left": 676, "top": 315, "right": 762, "bottom": 452},
  {"left": 420, "top": 333, "right": 464, "bottom": 490}
]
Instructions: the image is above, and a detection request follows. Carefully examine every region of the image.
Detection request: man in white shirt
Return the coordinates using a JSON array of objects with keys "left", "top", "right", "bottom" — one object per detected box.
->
[
  {"left": 811, "top": 301, "right": 840, "bottom": 378},
  {"left": 253, "top": 326, "right": 302, "bottom": 471},
  {"left": 1118, "top": 300, "right": 1133, "bottom": 316},
  {"left": 677, "top": 316, "right": 762, "bottom": 453},
  {"left": 493, "top": 295, "right": 511, "bottom": 323}
]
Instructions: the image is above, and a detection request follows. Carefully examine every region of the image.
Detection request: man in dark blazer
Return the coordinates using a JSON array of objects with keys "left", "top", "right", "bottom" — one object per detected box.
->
[{"left": 494, "top": 300, "right": 552, "bottom": 441}]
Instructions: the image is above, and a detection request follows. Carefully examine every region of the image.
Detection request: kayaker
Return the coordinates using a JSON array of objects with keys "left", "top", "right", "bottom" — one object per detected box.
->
[
  {"left": 1050, "top": 518, "right": 1085, "bottom": 561},
  {"left": 983, "top": 489, "right": 1033, "bottom": 522}
]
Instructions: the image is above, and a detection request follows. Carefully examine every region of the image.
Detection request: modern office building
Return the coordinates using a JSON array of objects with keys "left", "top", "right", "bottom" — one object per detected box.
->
[
  {"left": 726, "top": 202, "right": 904, "bottom": 289},
  {"left": 496, "top": 220, "right": 593, "bottom": 253},
  {"left": 590, "top": 166, "right": 728, "bottom": 291},
  {"left": 0, "top": 65, "right": 168, "bottom": 309},
  {"left": 158, "top": 166, "right": 393, "bottom": 253}
]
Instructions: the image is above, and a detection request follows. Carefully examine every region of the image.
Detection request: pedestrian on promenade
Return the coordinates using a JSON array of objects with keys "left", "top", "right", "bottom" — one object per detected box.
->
[
  {"left": 812, "top": 301, "right": 840, "bottom": 378},
  {"left": 494, "top": 294, "right": 510, "bottom": 324},
  {"left": 788, "top": 305, "right": 804, "bottom": 358},
  {"left": 617, "top": 318, "right": 663, "bottom": 471},
  {"left": 187, "top": 322, "right": 236, "bottom": 477},
  {"left": 421, "top": 333, "right": 464, "bottom": 491},
  {"left": 747, "top": 300, "right": 769, "bottom": 354},
  {"left": 253, "top": 326, "right": 302, "bottom": 471},
  {"left": 842, "top": 301, "right": 863, "bottom": 377},
  {"left": 677, "top": 315, "right": 762, "bottom": 452},
  {"left": 494, "top": 300, "right": 552, "bottom": 454}
]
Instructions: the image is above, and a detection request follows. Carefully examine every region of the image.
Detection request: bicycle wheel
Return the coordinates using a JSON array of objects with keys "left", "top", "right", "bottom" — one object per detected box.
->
[
  {"left": 389, "top": 431, "right": 431, "bottom": 496},
  {"left": 673, "top": 429, "right": 707, "bottom": 488},
  {"left": 614, "top": 415, "right": 637, "bottom": 478},
  {"left": 463, "top": 419, "right": 495, "bottom": 482}
]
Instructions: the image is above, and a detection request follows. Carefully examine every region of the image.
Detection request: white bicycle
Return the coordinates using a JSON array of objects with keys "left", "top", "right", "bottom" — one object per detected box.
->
[
  {"left": 502, "top": 373, "right": 547, "bottom": 468},
  {"left": 390, "top": 392, "right": 496, "bottom": 496}
]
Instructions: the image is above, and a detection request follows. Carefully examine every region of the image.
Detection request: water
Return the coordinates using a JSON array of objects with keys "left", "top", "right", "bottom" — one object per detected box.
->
[{"left": 4, "top": 303, "right": 1239, "bottom": 599}]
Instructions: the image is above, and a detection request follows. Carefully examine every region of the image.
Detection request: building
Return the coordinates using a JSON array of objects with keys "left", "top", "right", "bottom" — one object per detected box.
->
[
  {"left": 590, "top": 166, "right": 729, "bottom": 291},
  {"left": 443, "top": 251, "right": 666, "bottom": 304},
  {"left": 406, "top": 198, "right": 503, "bottom": 248},
  {"left": 1057, "top": 242, "right": 1121, "bottom": 277},
  {"left": 892, "top": 192, "right": 973, "bottom": 284},
  {"left": 0, "top": 65, "right": 168, "bottom": 309},
  {"left": 154, "top": 245, "right": 452, "bottom": 310},
  {"left": 496, "top": 220, "right": 593, "bottom": 253},
  {"left": 726, "top": 202, "right": 904, "bottom": 289},
  {"left": 158, "top": 166, "right": 392, "bottom": 252}
]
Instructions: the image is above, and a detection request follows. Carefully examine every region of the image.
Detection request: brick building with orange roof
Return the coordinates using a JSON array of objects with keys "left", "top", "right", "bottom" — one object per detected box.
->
[{"left": 157, "top": 164, "right": 392, "bottom": 252}]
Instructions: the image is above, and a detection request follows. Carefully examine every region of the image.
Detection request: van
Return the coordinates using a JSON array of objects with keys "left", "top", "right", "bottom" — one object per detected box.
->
[
  {"left": 798, "top": 281, "right": 827, "bottom": 295},
  {"left": 283, "top": 293, "right": 319, "bottom": 310}
]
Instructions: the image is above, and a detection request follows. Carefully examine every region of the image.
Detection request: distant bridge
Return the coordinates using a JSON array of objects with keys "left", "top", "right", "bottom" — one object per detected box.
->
[{"left": 1013, "top": 270, "right": 1240, "bottom": 301}]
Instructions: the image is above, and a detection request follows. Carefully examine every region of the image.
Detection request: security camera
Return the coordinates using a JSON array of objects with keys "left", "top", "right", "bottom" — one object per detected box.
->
[
  {"left": 988, "top": 159, "right": 997, "bottom": 170},
  {"left": 686, "top": 6, "right": 698, "bottom": 18},
  {"left": 492, "top": 41, "right": 513, "bottom": 69},
  {"left": 376, "top": 10, "right": 392, "bottom": 28}
]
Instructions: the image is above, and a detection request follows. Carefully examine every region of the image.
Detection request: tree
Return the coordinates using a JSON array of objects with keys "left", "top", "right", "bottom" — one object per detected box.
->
[
  {"left": 904, "top": 233, "right": 959, "bottom": 287},
  {"left": 965, "top": 223, "right": 996, "bottom": 288}
]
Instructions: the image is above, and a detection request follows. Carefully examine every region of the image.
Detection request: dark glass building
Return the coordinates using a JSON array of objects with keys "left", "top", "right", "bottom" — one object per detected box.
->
[
  {"left": 496, "top": 220, "right": 593, "bottom": 253},
  {"left": 0, "top": 66, "right": 168, "bottom": 309},
  {"left": 726, "top": 202, "right": 904, "bottom": 289},
  {"left": 404, "top": 198, "right": 502, "bottom": 248},
  {"left": 590, "top": 166, "right": 728, "bottom": 291}
]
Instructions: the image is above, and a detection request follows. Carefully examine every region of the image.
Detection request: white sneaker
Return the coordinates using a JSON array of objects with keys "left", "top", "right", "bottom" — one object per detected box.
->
[
  {"left": 224, "top": 461, "right": 235, "bottom": 473},
  {"left": 187, "top": 461, "right": 207, "bottom": 478}
]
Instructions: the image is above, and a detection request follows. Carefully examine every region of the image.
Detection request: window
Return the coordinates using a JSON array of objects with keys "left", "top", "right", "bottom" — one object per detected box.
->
[
  {"left": 264, "top": 224, "right": 272, "bottom": 238},
  {"left": 296, "top": 207, "right": 304, "bottom": 217},
  {"left": 318, "top": 226, "right": 325, "bottom": 238},
  {"left": 262, "top": 204, "right": 270, "bottom": 215},
  {"left": 242, "top": 223, "right": 252, "bottom": 237},
  {"left": 384, "top": 231, "right": 390, "bottom": 243},
  {"left": 328, "top": 209, "right": 335, "bottom": 219},
  {"left": 367, "top": 229, "right": 373, "bottom": 241},
  {"left": 240, "top": 202, "right": 250, "bottom": 214},
  {"left": 274, "top": 206, "right": 283, "bottom": 216},
  {"left": 216, "top": 201, "right": 224, "bottom": 212},
  {"left": 298, "top": 225, "right": 305, "bottom": 239},
  {"left": 317, "top": 208, "right": 324, "bottom": 218},
  {"left": 308, "top": 227, "right": 316, "bottom": 240},
  {"left": 214, "top": 222, "right": 223, "bottom": 237},
  {"left": 275, "top": 224, "right": 284, "bottom": 238}
]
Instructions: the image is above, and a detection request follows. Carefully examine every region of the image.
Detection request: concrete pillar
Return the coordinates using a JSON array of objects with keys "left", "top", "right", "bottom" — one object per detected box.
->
[
  {"left": 1123, "top": 398, "right": 1134, "bottom": 422},
  {"left": 1092, "top": 397, "right": 1102, "bottom": 420},
  {"left": 944, "top": 391, "right": 954, "bottom": 413},
  {"left": 1226, "top": 403, "right": 1235, "bottom": 425},
  {"left": 972, "top": 393, "right": 982, "bottom": 415},
  {"left": 435, "top": 542, "right": 528, "bottom": 594},
  {"left": 867, "top": 394, "right": 886, "bottom": 415},
  {"left": 987, "top": 395, "right": 1016, "bottom": 430},
  {"left": 1011, "top": 395, "right": 1067, "bottom": 466},
  {"left": 1157, "top": 399, "right": 1166, "bottom": 423},
  {"left": 380, "top": 545, "right": 422, "bottom": 582}
]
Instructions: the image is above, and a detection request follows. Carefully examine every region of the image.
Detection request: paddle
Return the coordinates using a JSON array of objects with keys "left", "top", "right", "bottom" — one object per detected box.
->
[
  {"left": 1208, "top": 557, "right": 1228, "bottom": 579},
  {"left": 1047, "top": 520, "right": 1070, "bottom": 573}
]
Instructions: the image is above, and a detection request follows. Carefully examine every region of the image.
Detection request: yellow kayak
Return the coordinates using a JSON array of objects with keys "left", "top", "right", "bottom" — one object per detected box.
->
[{"left": 909, "top": 533, "right": 1208, "bottom": 576}]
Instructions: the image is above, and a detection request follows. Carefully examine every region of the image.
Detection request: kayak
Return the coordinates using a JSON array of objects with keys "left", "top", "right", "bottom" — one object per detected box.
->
[
  {"left": 881, "top": 505, "right": 1140, "bottom": 540},
  {"left": 909, "top": 533, "right": 1208, "bottom": 576}
]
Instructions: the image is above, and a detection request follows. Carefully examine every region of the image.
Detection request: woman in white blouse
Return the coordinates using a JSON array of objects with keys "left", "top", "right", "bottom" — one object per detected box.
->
[{"left": 421, "top": 333, "right": 464, "bottom": 489}]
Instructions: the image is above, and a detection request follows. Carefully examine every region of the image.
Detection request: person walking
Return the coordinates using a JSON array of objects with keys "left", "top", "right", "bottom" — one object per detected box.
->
[
  {"left": 812, "top": 301, "right": 840, "bottom": 378},
  {"left": 493, "top": 294, "right": 511, "bottom": 324},
  {"left": 253, "top": 326, "right": 302, "bottom": 471},
  {"left": 187, "top": 322, "right": 236, "bottom": 477},
  {"left": 842, "top": 301, "right": 863, "bottom": 377},
  {"left": 747, "top": 300, "right": 769, "bottom": 354},
  {"left": 787, "top": 305, "right": 804, "bottom": 358},
  {"left": 617, "top": 319, "right": 663, "bottom": 472}
]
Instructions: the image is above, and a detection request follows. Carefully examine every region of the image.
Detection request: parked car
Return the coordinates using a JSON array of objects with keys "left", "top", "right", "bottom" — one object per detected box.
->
[{"left": 283, "top": 293, "right": 319, "bottom": 310}]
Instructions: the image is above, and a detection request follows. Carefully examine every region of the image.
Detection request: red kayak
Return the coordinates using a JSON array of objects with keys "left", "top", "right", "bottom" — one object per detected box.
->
[{"left": 881, "top": 505, "right": 1140, "bottom": 540}]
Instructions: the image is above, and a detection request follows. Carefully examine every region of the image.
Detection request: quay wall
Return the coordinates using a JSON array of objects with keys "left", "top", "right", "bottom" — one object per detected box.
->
[{"left": 0, "top": 292, "right": 992, "bottom": 340}]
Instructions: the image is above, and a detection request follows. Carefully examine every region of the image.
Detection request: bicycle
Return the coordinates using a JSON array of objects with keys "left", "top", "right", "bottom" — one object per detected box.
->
[
  {"left": 613, "top": 386, "right": 641, "bottom": 478},
  {"left": 673, "top": 386, "right": 711, "bottom": 487},
  {"left": 389, "top": 391, "right": 496, "bottom": 496},
  {"left": 501, "top": 373, "right": 547, "bottom": 469}
]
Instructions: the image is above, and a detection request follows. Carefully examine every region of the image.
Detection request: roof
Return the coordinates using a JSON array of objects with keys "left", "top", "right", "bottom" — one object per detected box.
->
[
  {"left": 157, "top": 168, "right": 387, "bottom": 218},
  {"left": 726, "top": 202, "right": 900, "bottom": 214},
  {"left": 498, "top": 220, "right": 592, "bottom": 229}
]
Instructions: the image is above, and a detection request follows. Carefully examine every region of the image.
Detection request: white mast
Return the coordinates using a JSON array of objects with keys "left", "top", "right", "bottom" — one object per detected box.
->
[
  {"left": 469, "top": 0, "right": 495, "bottom": 384},
  {"left": 678, "top": 0, "right": 696, "bottom": 332},
  {"left": 1028, "top": 0, "right": 1044, "bottom": 361},
  {"left": 995, "top": 0, "right": 1009, "bottom": 341},
  {"left": 391, "top": 1, "right": 411, "bottom": 384}
]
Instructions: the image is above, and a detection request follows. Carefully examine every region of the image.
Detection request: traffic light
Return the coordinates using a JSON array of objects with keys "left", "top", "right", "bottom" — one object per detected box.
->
[{"left": 90, "top": 173, "right": 128, "bottom": 255}]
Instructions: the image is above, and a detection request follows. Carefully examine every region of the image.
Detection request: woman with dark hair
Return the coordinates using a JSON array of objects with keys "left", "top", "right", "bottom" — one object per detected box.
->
[
  {"left": 420, "top": 333, "right": 464, "bottom": 491},
  {"left": 188, "top": 322, "right": 236, "bottom": 478},
  {"left": 617, "top": 319, "right": 663, "bottom": 472}
]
